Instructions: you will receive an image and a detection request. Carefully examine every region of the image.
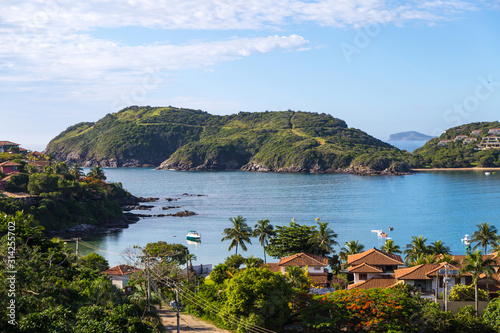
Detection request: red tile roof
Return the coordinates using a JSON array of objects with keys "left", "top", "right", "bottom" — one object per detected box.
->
[
  {"left": 263, "top": 263, "right": 281, "bottom": 273},
  {"left": 101, "top": 265, "right": 141, "bottom": 276},
  {"left": 0, "top": 141, "right": 20, "bottom": 146},
  {"left": 0, "top": 161, "right": 22, "bottom": 167},
  {"left": 348, "top": 274, "right": 398, "bottom": 290},
  {"left": 394, "top": 264, "right": 441, "bottom": 280},
  {"left": 348, "top": 248, "right": 404, "bottom": 267},
  {"left": 278, "top": 253, "right": 328, "bottom": 267},
  {"left": 348, "top": 263, "right": 383, "bottom": 274}
]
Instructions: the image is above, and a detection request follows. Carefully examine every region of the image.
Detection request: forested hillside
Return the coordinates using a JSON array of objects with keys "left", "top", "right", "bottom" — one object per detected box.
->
[{"left": 46, "top": 106, "right": 412, "bottom": 174}]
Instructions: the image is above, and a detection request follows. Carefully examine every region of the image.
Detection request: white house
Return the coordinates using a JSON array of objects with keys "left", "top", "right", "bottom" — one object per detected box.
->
[{"left": 101, "top": 265, "right": 141, "bottom": 289}]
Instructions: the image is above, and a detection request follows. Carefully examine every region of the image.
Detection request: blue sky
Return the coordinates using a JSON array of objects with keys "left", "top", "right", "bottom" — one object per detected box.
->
[{"left": 1, "top": 0, "right": 500, "bottom": 151}]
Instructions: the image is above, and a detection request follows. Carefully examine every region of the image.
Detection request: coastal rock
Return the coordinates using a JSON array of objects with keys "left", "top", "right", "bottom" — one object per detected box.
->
[
  {"left": 166, "top": 210, "right": 197, "bottom": 217},
  {"left": 162, "top": 206, "right": 181, "bottom": 210},
  {"left": 241, "top": 162, "right": 270, "bottom": 172}
]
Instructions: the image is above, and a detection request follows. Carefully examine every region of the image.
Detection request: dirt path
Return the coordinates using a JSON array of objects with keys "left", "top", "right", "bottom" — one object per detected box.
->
[{"left": 158, "top": 309, "right": 232, "bottom": 333}]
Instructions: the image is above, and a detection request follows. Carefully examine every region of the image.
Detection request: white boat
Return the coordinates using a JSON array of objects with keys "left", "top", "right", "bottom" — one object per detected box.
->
[
  {"left": 485, "top": 172, "right": 491, "bottom": 175},
  {"left": 186, "top": 230, "right": 201, "bottom": 242}
]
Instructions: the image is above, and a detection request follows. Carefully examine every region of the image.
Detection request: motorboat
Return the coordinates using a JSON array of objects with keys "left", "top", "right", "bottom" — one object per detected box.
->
[{"left": 186, "top": 230, "right": 201, "bottom": 242}]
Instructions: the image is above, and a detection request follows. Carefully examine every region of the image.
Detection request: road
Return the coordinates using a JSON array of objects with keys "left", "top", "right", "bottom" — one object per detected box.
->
[{"left": 158, "top": 309, "right": 232, "bottom": 333}]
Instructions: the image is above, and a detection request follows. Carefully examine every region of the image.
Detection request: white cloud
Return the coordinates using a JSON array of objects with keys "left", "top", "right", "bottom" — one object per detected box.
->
[{"left": 0, "top": 0, "right": 491, "bottom": 102}]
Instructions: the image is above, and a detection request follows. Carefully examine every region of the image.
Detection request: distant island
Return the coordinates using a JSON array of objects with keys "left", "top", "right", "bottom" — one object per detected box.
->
[
  {"left": 388, "top": 131, "right": 434, "bottom": 141},
  {"left": 45, "top": 106, "right": 412, "bottom": 175}
]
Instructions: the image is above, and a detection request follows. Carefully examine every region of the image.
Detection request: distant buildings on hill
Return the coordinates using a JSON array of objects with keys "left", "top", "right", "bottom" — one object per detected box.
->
[{"left": 438, "top": 128, "right": 500, "bottom": 150}]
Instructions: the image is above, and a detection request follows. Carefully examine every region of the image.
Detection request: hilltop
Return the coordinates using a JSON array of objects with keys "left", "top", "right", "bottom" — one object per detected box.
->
[
  {"left": 388, "top": 131, "right": 434, "bottom": 141},
  {"left": 413, "top": 122, "right": 500, "bottom": 168},
  {"left": 45, "top": 106, "right": 413, "bottom": 174}
]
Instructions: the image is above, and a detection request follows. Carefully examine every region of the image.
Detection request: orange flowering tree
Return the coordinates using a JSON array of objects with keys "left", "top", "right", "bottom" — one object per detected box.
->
[{"left": 291, "top": 285, "right": 421, "bottom": 332}]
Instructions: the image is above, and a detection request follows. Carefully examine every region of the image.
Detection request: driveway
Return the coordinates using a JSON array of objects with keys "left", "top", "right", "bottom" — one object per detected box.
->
[{"left": 158, "top": 309, "right": 232, "bottom": 333}]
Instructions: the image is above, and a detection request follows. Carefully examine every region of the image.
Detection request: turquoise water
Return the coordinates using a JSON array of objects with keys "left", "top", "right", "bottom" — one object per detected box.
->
[{"left": 79, "top": 168, "right": 500, "bottom": 267}]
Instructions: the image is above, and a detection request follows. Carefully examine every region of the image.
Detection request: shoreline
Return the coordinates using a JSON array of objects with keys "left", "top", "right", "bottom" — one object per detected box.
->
[{"left": 412, "top": 167, "right": 500, "bottom": 172}]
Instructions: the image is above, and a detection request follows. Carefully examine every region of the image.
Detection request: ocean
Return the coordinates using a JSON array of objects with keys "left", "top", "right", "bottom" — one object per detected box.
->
[{"left": 77, "top": 165, "right": 500, "bottom": 268}]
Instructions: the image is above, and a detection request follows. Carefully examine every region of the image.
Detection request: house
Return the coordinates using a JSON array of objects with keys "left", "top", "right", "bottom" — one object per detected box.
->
[
  {"left": 347, "top": 248, "right": 404, "bottom": 288},
  {"left": 463, "top": 137, "right": 477, "bottom": 144},
  {"left": 454, "top": 128, "right": 463, "bottom": 132},
  {"left": 470, "top": 130, "right": 482, "bottom": 136},
  {"left": 27, "top": 160, "right": 51, "bottom": 171},
  {"left": 394, "top": 262, "right": 467, "bottom": 298},
  {"left": 101, "top": 265, "right": 141, "bottom": 289},
  {"left": 479, "top": 135, "right": 500, "bottom": 149},
  {"left": 347, "top": 248, "right": 500, "bottom": 297},
  {"left": 438, "top": 140, "right": 452, "bottom": 146},
  {"left": 265, "top": 253, "right": 330, "bottom": 286},
  {"left": 0, "top": 161, "right": 21, "bottom": 174},
  {"left": 454, "top": 135, "right": 468, "bottom": 142},
  {"left": 0, "top": 173, "right": 19, "bottom": 191},
  {"left": 0, "top": 141, "right": 20, "bottom": 153},
  {"left": 488, "top": 128, "right": 500, "bottom": 135}
]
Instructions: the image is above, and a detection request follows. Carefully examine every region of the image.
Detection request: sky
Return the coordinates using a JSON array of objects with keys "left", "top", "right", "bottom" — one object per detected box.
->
[{"left": 1, "top": 0, "right": 500, "bottom": 151}]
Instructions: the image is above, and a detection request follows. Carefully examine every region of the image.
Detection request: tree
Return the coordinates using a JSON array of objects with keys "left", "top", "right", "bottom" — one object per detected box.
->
[
  {"left": 471, "top": 222, "right": 498, "bottom": 255},
  {"left": 220, "top": 268, "right": 293, "bottom": 331},
  {"left": 339, "top": 240, "right": 364, "bottom": 263},
  {"left": 266, "top": 222, "right": 317, "bottom": 258},
  {"left": 252, "top": 219, "right": 275, "bottom": 263},
  {"left": 79, "top": 252, "right": 109, "bottom": 271},
  {"left": 381, "top": 239, "right": 401, "bottom": 254},
  {"left": 87, "top": 166, "right": 106, "bottom": 180},
  {"left": 221, "top": 215, "right": 252, "bottom": 255},
  {"left": 244, "top": 255, "right": 263, "bottom": 268},
  {"left": 70, "top": 164, "right": 85, "bottom": 180},
  {"left": 403, "top": 236, "right": 429, "bottom": 266},
  {"left": 143, "top": 241, "right": 188, "bottom": 265},
  {"left": 308, "top": 221, "right": 338, "bottom": 256},
  {"left": 428, "top": 240, "right": 451, "bottom": 256},
  {"left": 285, "top": 265, "right": 312, "bottom": 290},
  {"left": 459, "top": 250, "right": 496, "bottom": 313}
]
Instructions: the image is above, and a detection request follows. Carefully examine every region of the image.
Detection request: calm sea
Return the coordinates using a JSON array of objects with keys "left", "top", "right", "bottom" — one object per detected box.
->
[{"left": 78, "top": 165, "right": 500, "bottom": 267}]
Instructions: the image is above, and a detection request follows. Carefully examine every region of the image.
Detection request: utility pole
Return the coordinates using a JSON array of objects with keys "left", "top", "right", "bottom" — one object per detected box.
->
[
  {"left": 176, "top": 284, "right": 180, "bottom": 333},
  {"left": 444, "top": 264, "right": 449, "bottom": 312},
  {"left": 186, "top": 249, "right": 189, "bottom": 284},
  {"left": 147, "top": 255, "right": 151, "bottom": 310},
  {"left": 72, "top": 238, "right": 82, "bottom": 265}
]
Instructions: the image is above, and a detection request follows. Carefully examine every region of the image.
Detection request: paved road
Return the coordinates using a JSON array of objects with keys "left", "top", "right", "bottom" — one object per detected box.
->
[{"left": 158, "top": 309, "right": 232, "bottom": 333}]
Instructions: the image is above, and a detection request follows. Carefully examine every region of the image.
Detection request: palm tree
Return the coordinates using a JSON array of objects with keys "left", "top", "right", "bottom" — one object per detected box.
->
[
  {"left": 221, "top": 215, "right": 252, "bottom": 255},
  {"left": 308, "top": 222, "right": 339, "bottom": 256},
  {"left": 285, "top": 265, "right": 311, "bottom": 290},
  {"left": 340, "top": 240, "right": 365, "bottom": 263},
  {"left": 428, "top": 240, "right": 451, "bottom": 256},
  {"left": 459, "top": 250, "right": 495, "bottom": 313},
  {"left": 245, "top": 255, "right": 263, "bottom": 268},
  {"left": 471, "top": 222, "right": 499, "bottom": 255},
  {"left": 87, "top": 166, "right": 107, "bottom": 180},
  {"left": 403, "top": 236, "right": 429, "bottom": 266},
  {"left": 252, "top": 219, "right": 275, "bottom": 263},
  {"left": 381, "top": 239, "right": 401, "bottom": 254},
  {"left": 70, "top": 164, "right": 84, "bottom": 180},
  {"left": 488, "top": 240, "right": 500, "bottom": 254}
]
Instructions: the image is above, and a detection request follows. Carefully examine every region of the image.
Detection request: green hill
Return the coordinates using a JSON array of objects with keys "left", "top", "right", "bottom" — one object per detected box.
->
[
  {"left": 412, "top": 122, "right": 500, "bottom": 168},
  {"left": 45, "top": 106, "right": 413, "bottom": 174}
]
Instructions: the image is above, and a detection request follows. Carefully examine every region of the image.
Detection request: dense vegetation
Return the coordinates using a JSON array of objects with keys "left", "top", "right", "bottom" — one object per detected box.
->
[
  {"left": 45, "top": 106, "right": 412, "bottom": 173},
  {"left": 0, "top": 162, "right": 129, "bottom": 230},
  {"left": 413, "top": 122, "right": 500, "bottom": 168},
  {"left": 0, "top": 212, "right": 162, "bottom": 332}
]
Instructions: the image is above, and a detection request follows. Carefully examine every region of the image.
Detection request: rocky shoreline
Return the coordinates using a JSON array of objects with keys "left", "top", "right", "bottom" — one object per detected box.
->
[
  {"left": 156, "top": 160, "right": 413, "bottom": 176},
  {"left": 45, "top": 196, "right": 158, "bottom": 239}
]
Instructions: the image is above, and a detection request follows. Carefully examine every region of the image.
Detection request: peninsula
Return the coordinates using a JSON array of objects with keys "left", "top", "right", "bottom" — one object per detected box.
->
[{"left": 45, "top": 106, "right": 413, "bottom": 175}]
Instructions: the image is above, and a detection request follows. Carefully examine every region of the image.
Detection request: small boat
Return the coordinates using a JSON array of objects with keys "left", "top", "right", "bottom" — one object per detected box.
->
[
  {"left": 381, "top": 232, "right": 387, "bottom": 237},
  {"left": 186, "top": 230, "right": 201, "bottom": 242},
  {"left": 389, "top": 227, "right": 394, "bottom": 231},
  {"left": 485, "top": 172, "right": 491, "bottom": 175}
]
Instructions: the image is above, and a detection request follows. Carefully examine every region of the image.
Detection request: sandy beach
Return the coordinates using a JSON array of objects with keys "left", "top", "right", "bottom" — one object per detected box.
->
[{"left": 412, "top": 167, "right": 500, "bottom": 172}]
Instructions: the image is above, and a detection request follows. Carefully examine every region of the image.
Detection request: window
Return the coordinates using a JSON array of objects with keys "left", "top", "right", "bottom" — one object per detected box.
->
[
  {"left": 313, "top": 266, "right": 321, "bottom": 271},
  {"left": 359, "top": 274, "right": 367, "bottom": 280}
]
